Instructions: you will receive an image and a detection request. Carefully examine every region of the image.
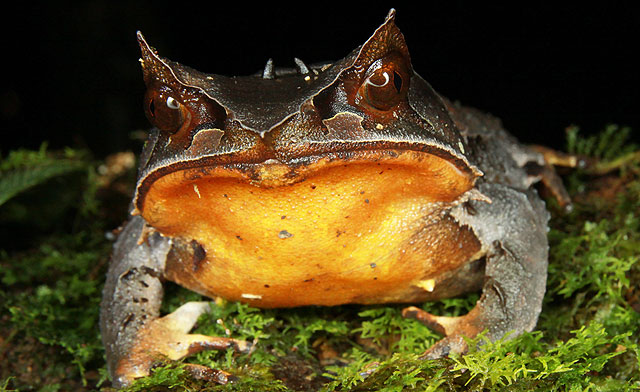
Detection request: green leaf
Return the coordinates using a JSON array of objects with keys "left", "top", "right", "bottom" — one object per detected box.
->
[{"left": 0, "top": 145, "right": 87, "bottom": 206}]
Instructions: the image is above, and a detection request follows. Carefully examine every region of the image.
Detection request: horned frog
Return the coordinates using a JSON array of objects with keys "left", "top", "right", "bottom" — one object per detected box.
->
[{"left": 100, "top": 10, "right": 569, "bottom": 387}]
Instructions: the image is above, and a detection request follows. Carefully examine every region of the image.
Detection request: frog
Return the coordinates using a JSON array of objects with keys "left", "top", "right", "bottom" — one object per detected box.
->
[{"left": 100, "top": 9, "right": 570, "bottom": 388}]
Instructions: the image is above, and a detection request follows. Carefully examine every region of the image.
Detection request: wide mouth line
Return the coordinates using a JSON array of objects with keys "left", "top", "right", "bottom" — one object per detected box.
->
[
  {"left": 133, "top": 147, "right": 480, "bottom": 216},
  {"left": 148, "top": 143, "right": 475, "bottom": 174},
  {"left": 138, "top": 148, "right": 473, "bottom": 191}
]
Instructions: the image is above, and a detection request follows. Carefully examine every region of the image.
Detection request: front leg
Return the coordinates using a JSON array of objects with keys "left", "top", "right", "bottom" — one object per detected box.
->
[
  {"left": 100, "top": 216, "right": 251, "bottom": 388},
  {"left": 404, "top": 183, "right": 549, "bottom": 357}
]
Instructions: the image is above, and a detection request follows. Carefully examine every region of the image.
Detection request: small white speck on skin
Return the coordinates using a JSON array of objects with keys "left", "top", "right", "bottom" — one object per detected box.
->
[
  {"left": 278, "top": 230, "right": 293, "bottom": 239},
  {"left": 241, "top": 293, "right": 263, "bottom": 300},
  {"left": 304, "top": 75, "right": 311, "bottom": 82},
  {"left": 458, "top": 141, "right": 465, "bottom": 154},
  {"left": 376, "top": 123, "right": 384, "bottom": 130},
  {"left": 193, "top": 184, "right": 201, "bottom": 198}
]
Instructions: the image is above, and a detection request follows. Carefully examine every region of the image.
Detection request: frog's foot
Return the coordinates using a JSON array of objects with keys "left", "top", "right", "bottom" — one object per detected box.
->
[
  {"left": 114, "top": 301, "right": 252, "bottom": 387},
  {"left": 402, "top": 306, "right": 479, "bottom": 358},
  {"left": 530, "top": 144, "right": 585, "bottom": 169},
  {"left": 528, "top": 145, "right": 581, "bottom": 210},
  {"left": 404, "top": 184, "right": 550, "bottom": 360},
  {"left": 415, "top": 183, "right": 550, "bottom": 361}
]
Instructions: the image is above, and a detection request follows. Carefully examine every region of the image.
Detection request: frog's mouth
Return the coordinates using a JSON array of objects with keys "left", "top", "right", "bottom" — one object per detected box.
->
[
  {"left": 134, "top": 147, "right": 479, "bottom": 240},
  {"left": 134, "top": 149, "right": 481, "bottom": 208},
  {"left": 134, "top": 147, "right": 478, "bottom": 217}
]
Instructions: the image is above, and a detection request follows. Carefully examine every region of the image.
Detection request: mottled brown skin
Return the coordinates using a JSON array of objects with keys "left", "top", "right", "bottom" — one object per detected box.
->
[{"left": 100, "top": 10, "right": 568, "bottom": 388}]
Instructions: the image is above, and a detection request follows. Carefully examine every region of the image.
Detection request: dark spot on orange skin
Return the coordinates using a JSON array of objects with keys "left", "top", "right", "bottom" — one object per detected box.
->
[{"left": 191, "top": 240, "right": 207, "bottom": 272}]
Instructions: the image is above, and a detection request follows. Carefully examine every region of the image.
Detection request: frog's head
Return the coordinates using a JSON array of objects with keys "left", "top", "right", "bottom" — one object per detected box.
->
[{"left": 132, "top": 10, "right": 481, "bottom": 228}]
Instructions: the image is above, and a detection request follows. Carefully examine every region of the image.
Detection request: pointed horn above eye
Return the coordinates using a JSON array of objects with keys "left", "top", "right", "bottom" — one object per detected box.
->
[
  {"left": 136, "top": 31, "right": 155, "bottom": 68},
  {"left": 137, "top": 31, "right": 163, "bottom": 68},
  {"left": 385, "top": 8, "right": 396, "bottom": 22},
  {"left": 136, "top": 31, "right": 183, "bottom": 86},
  {"left": 349, "top": 8, "right": 410, "bottom": 72}
]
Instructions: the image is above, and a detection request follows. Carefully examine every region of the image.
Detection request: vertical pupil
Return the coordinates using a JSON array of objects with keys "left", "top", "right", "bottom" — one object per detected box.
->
[
  {"left": 393, "top": 71, "right": 403, "bottom": 92},
  {"left": 149, "top": 99, "right": 156, "bottom": 116}
]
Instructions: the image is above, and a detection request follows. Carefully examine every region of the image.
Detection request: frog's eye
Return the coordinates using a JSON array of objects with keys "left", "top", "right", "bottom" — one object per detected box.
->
[
  {"left": 144, "top": 89, "right": 189, "bottom": 133},
  {"left": 356, "top": 54, "right": 410, "bottom": 112}
]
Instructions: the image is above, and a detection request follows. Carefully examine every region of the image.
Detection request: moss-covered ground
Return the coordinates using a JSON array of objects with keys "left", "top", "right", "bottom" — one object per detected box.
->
[{"left": 1, "top": 126, "right": 638, "bottom": 391}]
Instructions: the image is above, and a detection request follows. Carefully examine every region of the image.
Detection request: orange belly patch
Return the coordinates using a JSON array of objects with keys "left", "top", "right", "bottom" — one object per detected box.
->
[{"left": 140, "top": 152, "right": 480, "bottom": 307}]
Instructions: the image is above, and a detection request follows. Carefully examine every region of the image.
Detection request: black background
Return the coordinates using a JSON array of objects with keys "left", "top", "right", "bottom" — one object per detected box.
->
[{"left": 2, "top": 3, "right": 638, "bottom": 158}]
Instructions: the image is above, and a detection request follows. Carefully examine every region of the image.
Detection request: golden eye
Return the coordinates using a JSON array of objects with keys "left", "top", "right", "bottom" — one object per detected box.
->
[
  {"left": 144, "top": 89, "right": 188, "bottom": 133},
  {"left": 357, "top": 54, "right": 409, "bottom": 112}
]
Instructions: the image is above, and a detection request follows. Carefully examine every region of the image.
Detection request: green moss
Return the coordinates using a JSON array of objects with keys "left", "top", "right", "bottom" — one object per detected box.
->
[
  {"left": 0, "top": 147, "right": 108, "bottom": 390},
  {"left": 1, "top": 126, "right": 639, "bottom": 391}
]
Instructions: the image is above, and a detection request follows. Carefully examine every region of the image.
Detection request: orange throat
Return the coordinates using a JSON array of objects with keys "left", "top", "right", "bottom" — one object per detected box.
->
[{"left": 138, "top": 150, "right": 481, "bottom": 307}]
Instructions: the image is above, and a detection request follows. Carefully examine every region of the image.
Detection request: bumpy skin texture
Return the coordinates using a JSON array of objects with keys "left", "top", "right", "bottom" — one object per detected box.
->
[
  {"left": 100, "top": 10, "right": 565, "bottom": 388},
  {"left": 100, "top": 217, "right": 168, "bottom": 385},
  {"left": 101, "top": 218, "right": 252, "bottom": 386}
]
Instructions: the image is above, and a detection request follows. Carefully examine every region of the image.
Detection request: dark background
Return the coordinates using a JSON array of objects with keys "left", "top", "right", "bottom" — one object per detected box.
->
[{"left": 2, "top": 3, "right": 638, "bottom": 158}]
